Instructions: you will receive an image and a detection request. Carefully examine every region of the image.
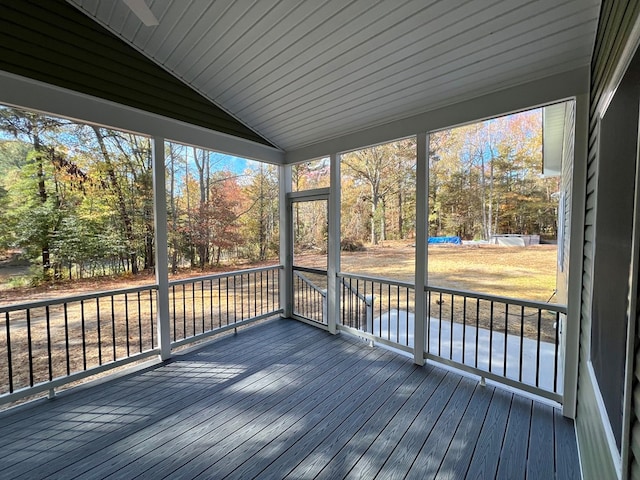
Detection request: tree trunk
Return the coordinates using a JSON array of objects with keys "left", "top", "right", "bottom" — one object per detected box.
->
[{"left": 92, "top": 126, "right": 138, "bottom": 274}]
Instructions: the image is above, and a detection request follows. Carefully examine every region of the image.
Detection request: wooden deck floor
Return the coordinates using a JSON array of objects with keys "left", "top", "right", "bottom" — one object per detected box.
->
[{"left": 0, "top": 318, "right": 580, "bottom": 479}]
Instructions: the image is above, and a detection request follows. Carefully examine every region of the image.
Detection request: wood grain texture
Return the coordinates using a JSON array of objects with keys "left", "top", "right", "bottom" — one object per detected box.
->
[{"left": 0, "top": 319, "right": 579, "bottom": 479}]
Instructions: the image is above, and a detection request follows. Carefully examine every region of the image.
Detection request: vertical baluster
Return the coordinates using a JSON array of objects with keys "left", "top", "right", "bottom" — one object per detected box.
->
[
  {"left": 172, "top": 285, "right": 176, "bottom": 341},
  {"left": 64, "top": 303, "right": 71, "bottom": 374},
  {"left": 406, "top": 287, "right": 410, "bottom": 346},
  {"left": 536, "top": 309, "right": 542, "bottom": 387},
  {"left": 149, "top": 289, "right": 154, "bottom": 349},
  {"left": 489, "top": 301, "right": 494, "bottom": 373},
  {"left": 110, "top": 296, "right": 116, "bottom": 362},
  {"left": 182, "top": 284, "right": 186, "bottom": 339},
  {"left": 26, "top": 309, "right": 33, "bottom": 387},
  {"left": 519, "top": 305, "right": 525, "bottom": 382},
  {"left": 378, "top": 282, "right": 382, "bottom": 338},
  {"left": 260, "top": 271, "right": 264, "bottom": 316},
  {"left": 396, "top": 284, "right": 400, "bottom": 344},
  {"left": 427, "top": 290, "right": 431, "bottom": 353},
  {"left": 5, "top": 312, "right": 13, "bottom": 393},
  {"left": 387, "top": 282, "right": 391, "bottom": 340},
  {"left": 254, "top": 272, "right": 258, "bottom": 317},
  {"left": 46, "top": 305, "right": 52, "bottom": 381},
  {"left": 81, "top": 300, "right": 87, "bottom": 369},
  {"left": 504, "top": 304, "right": 508, "bottom": 377},
  {"left": 241, "top": 274, "right": 245, "bottom": 321},
  {"left": 201, "top": 281, "right": 205, "bottom": 333},
  {"left": 209, "top": 279, "right": 214, "bottom": 331},
  {"left": 449, "top": 294, "right": 454, "bottom": 359},
  {"left": 96, "top": 298, "right": 102, "bottom": 365},
  {"left": 475, "top": 299, "right": 480, "bottom": 369},
  {"left": 218, "top": 278, "right": 222, "bottom": 328},
  {"left": 233, "top": 275, "right": 238, "bottom": 324},
  {"left": 137, "top": 292, "right": 142, "bottom": 353},
  {"left": 125, "top": 294, "right": 130, "bottom": 357},
  {"left": 226, "top": 276, "right": 230, "bottom": 326},
  {"left": 192, "top": 281, "right": 196, "bottom": 335},
  {"left": 462, "top": 297, "right": 467, "bottom": 364},
  {"left": 438, "top": 292, "right": 443, "bottom": 356}
]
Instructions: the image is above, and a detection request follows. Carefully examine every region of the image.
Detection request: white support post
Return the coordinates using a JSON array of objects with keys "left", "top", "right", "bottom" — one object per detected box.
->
[
  {"left": 279, "top": 165, "right": 293, "bottom": 318},
  {"left": 327, "top": 153, "right": 341, "bottom": 334},
  {"left": 152, "top": 136, "right": 171, "bottom": 361},
  {"left": 414, "top": 132, "right": 429, "bottom": 366}
]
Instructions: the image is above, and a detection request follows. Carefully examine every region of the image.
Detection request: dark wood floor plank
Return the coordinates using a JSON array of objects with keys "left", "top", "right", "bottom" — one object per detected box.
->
[
  {"left": 148, "top": 344, "right": 401, "bottom": 480},
  {"left": 526, "top": 402, "right": 555, "bottom": 480},
  {"left": 211, "top": 351, "right": 414, "bottom": 479},
  {"left": 310, "top": 366, "right": 436, "bottom": 480},
  {"left": 434, "top": 384, "right": 494, "bottom": 480},
  {"left": 9, "top": 322, "right": 331, "bottom": 479},
  {"left": 327, "top": 365, "right": 444, "bottom": 480},
  {"left": 495, "top": 394, "right": 533, "bottom": 480},
  {"left": 465, "top": 387, "right": 512, "bottom": 479},
  {"left": 0, "top": 319, "right": 581, "bottom": 480},
  {"left": 404, "top": 377, "right": 478, "bottom": 480},
  {"left": 0, "top": 316, "right": 304, "bottom": 448},
  {"left": 32, "top": 328, "right": 357, "bottom": 480},
  {"left": 108, "top": 341, "right": 394, "bottom": 480},
  {"left": 0, "top": 317, "right": 298, "bottom": 436},
  {"left": 283, "top": 364, "right": 446, "bottom": 480},
  {"left": 372, "top": 372, "right": 462, "bottom": 480},
  {"left": 554, "top": 409, "right": 582, "bottom": 480}
]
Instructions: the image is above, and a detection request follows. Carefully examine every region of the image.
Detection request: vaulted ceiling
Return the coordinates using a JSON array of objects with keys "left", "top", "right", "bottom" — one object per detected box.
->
[{"left": 67, "top": 0, "right": 601, "bottom": 152}]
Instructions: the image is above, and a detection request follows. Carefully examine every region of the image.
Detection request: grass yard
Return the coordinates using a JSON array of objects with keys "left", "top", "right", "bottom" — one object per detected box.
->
[{"left": 337, "top": 241, "right": 558, "bottom": 303}]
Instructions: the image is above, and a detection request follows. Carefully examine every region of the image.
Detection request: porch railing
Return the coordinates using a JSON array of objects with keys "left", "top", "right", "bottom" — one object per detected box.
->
[
  {"left": 169, "top": 265, "right": 282, "bottom": 348},
  {"left": 0, "top": 285, "right": 159, "bottom": 404},
  {"left": 338, "top": 272, "right": 566, "bottom": 402},
  {"left": 293, "top": 267, "right": 327, "bottom": 325},
  {"left": 0, "top": 265, "right": 281, "bottom": 405}
]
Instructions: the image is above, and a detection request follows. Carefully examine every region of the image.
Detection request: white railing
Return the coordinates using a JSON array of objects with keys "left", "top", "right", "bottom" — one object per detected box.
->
[
  {"left": 337, "top": 272, "right": 566, "bottom": 403},
  {"left": 0, "top": 265, "right": 282, "bottom": 406}
]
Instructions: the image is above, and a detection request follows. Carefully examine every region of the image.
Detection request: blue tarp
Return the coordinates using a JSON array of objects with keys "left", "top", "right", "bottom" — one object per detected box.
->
[{"left": 428, "top": 236, "right": 462, "bottom": 245}]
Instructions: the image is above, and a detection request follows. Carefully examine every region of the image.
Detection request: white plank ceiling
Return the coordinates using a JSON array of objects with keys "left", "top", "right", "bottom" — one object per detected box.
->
[{"left": 68, "top": 0, "right": 601, "bottom": 152}]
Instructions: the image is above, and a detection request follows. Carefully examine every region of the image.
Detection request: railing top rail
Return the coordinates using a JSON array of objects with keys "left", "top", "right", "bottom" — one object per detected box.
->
[
  {"left": 292, "top": 266, "right": 328, "bottom": 276},
  {"left": 0, "top": 284, "right": 159, "bottom": 314},
  {"left": 168, "top": 264, "right": 282, "bottom": 287},
  {"left": 338, "top": 272, "right": 566, "bottom": 313},
  {"left": 425, "top": 284, "right": 567, "bottom": 313},
  {"left": 338, "top": 272, "right": 415, "bottom": 290}
]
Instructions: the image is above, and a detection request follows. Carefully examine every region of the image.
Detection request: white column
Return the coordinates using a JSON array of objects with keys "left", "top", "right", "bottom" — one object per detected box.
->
[
  {"left": 279, "top": 165, "right": 293, "bottom": 317},
  {"left": 152, "top": 136, "right": 171, "bottom": 361},
  {"left": 414, "top": 132, "right": 429, "bottom": 366},
  {"left": 327, "top": 153, "right": 341, "bottom": 334}
]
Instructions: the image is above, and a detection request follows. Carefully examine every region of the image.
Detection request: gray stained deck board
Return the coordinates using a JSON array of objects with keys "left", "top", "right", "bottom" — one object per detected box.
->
[
  {"left": 0, "top": 318, "right": 581, "bottom": 479},
  {"left": 495, "top": 394, "right": 533, "bottom": 479}
]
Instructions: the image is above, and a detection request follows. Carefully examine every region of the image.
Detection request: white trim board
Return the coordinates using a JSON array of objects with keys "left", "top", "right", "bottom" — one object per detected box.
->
[
  {"left": 587, "top": 361, "right": 623, "bottom": 479},
  {"left": 0, "top": 70, "right": 284, "bottom": 165}
]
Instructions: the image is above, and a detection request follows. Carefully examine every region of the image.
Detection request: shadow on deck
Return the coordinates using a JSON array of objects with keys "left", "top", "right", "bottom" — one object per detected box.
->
[{"left": 0, "top": 318, "right": 579, "bottom": 479}]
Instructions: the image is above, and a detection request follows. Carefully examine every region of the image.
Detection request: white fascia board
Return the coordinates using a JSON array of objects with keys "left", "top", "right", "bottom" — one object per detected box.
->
[
  {"left": 0, "top": 70, "right": 284, "bottom": 164},
  {"left": 285, "top": 66, "right": 589, "bottom": 163}
]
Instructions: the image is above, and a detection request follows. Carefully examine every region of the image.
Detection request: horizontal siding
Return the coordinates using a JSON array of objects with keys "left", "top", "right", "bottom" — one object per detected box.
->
[
  {"left": 577, "top": 1, "right": 640, "bottom": 478},
  {"left": 0, "top": 0, "right": 274, "bottom": 147}
]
